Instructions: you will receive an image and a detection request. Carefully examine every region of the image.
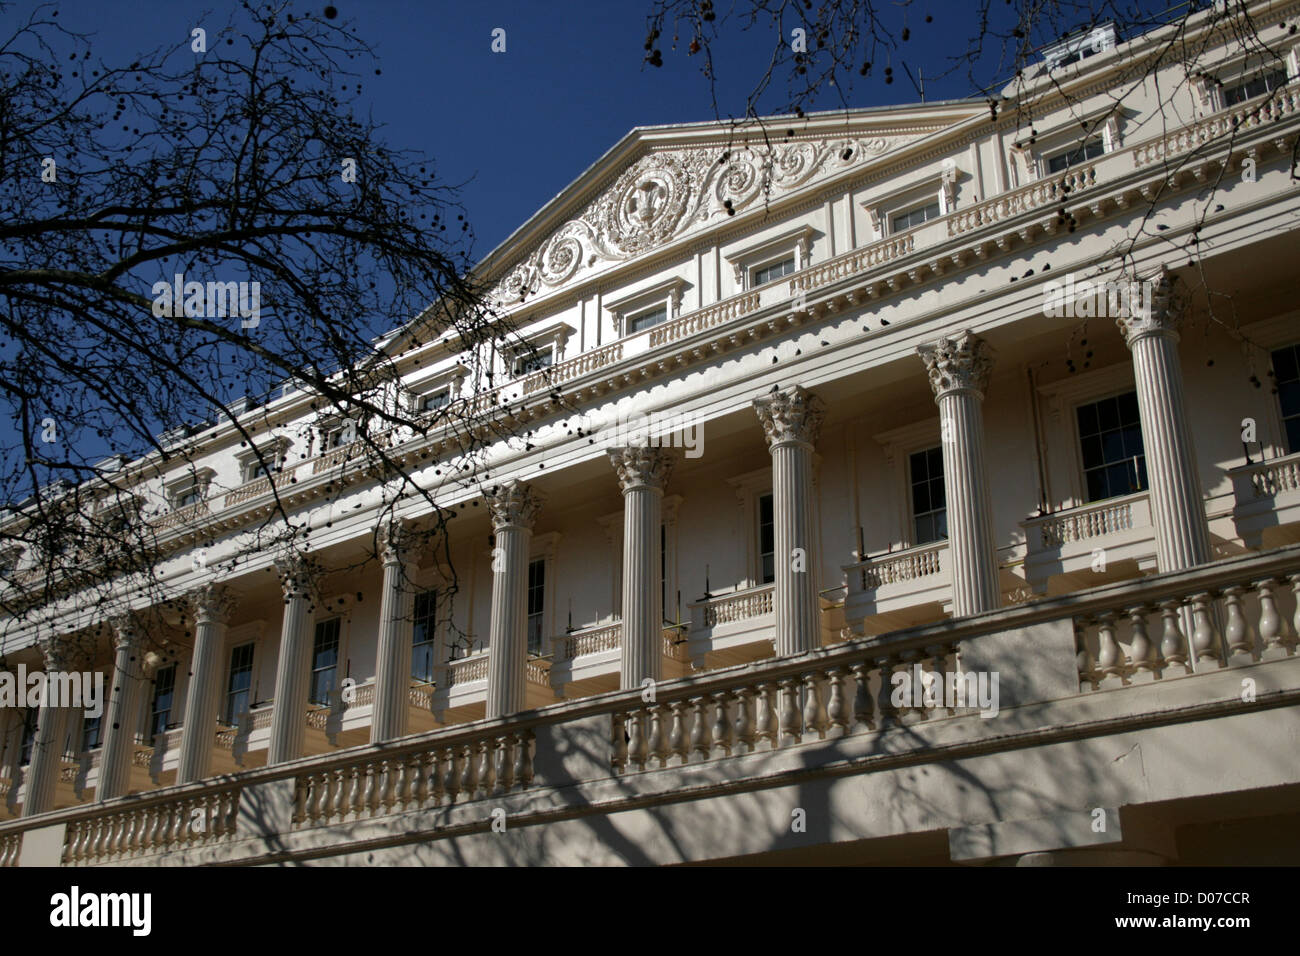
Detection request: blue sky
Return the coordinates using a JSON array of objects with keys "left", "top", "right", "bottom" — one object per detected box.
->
[{"left": 10, "top": 0, "right": 1039, "bottom": 257}]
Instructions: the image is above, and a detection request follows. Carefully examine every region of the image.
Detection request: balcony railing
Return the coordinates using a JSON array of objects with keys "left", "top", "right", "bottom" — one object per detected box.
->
[
  {"left": 2, "top": 541, "right": 1299, "bottom": 865},
  {"left": 696, "top": 583, "right": 775, "bottom": 628}
]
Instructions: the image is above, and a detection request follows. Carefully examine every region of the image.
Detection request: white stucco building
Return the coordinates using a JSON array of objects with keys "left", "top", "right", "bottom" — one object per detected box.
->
[{"left": 3, "top": 1, "right": 1300, "bottom": 866}]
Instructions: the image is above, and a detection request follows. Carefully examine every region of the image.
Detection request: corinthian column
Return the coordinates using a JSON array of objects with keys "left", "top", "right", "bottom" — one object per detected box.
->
[
  {"left": 485, "top": 481, "right": 543, "bottom": 719},
  {"left": 608, "top": 447, "right": 676, "bottom": 689},
  {"left": 371, "top": 520, "right": 413, "bottom": 743},
  {"left": 754, "top": 386, "right": 826, "bottom": 656},
  {"left": 96, "top": 615, "right": 147, "bottom": 801},
  {"left": 268, "top": 555, "right": 321, "bottom": 765},
  {"left": 918, "top": 330, "right": 1000, "bottom": 617},
  {"left": 23, "top": 637, "right": 77, "bottom": 817},
  {"left": 1115, "top": 267, "right": 1211, "bottom": 572},
  {"left": 176, "top": 585, "right": 237, "bottom": 784}
]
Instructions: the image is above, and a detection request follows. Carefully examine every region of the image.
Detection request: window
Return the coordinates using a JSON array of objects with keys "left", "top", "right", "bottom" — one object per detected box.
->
[
  {"left": 909, "top": 447, "right": 948, "bottom": 545},
  {"left": 758, "top": 493, "right": 775, "bottom": 585},
  {"left": 627, "top": 305, "right": 668, "bottom": 334},
  {"left": 323, "top": 422, "right": 355, "bottom": 449},
  {"left": 241, "top": 451, "right": 284, "bottom": 483},
  {"left": 752, "top": 256, "right": 796, "bottom": 288},
  {"left": 419, "top": 389, "right": 451, "bottom": 413},
  {"left": 513, "top": 347, "right": 553, "bottom": 377},
  {"left": 1076, "top": 391, "right": 1148, "bottom": 502},
  {"left": 225, "top": 643, "right": 254, "bottom": 724},
  {"left": 1272, "top": 344, "right": 1300, "bottom": 454},
  {"left": 1222, "top": 68, "right": 1289, "bottom": 107},
  {"left": 174, "top": 487, "right": 203, "bottom": 508},
  {"left": 526, "top": 558, "right": 545, "bottom": 655},
  {"left": 891, "top": 201, "right": 941, "bottom": 234},
  {"left": 19, "top": 707, "right": 38, "bottom": 765},
  {"left": 310, "top": 618, "right": 341, "bottom": 706},
  {"left": 412, "top": 589, "right": 437, "bottom": 682},
  {"left": 1046, "top": 139, "right": 1105, "bottom": 173},
  {"left": 81, "top": 713, "right": 102, "bottom": 752},
  {"left": 149, "top": 665, "right": 176, "bottom": 744}
]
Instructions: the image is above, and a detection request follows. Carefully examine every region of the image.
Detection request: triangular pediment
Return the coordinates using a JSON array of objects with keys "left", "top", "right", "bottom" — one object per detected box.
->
[{"left": 482, "top": 107, "right": 981, "bottom": 309}]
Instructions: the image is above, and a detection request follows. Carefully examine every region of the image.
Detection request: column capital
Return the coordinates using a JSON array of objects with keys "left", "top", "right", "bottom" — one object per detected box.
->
[
  {"left": 753, "top": 385, "right": 826, "bottom": 450},
  {"left": 187, "top": 583, "right": 237, "bottom": 626},
  {"left": 274, "top": 553, "right": 322, "bottom": 602},
  {"left": 108, "top": 613, "right": 145, "bottom": 653},
  {"left": 380, "top": 519, "right": 410, "bottom": 568},
  {"left": 918, "top": 330, "right": 994, "bottom": 400},
  {"left": 1115, "top": 266, "right": 1185, "bottom": 346},
  {"left": 36, "top": 635, "right": 77, "bottom": 673},
  {"left": 485, "top": 480, "right": 543, "bottom": 532},
  {"left": 607, "top": 446, "right": 677, "bottom": 494}
]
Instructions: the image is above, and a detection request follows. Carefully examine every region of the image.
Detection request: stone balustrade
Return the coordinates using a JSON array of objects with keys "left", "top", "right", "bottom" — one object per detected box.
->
[
  {"left": 1, "top": 541, "right": 1298, "bottom": 865},
  {"left": 698, "top": 584, "right": 775, "bottom": 628}
]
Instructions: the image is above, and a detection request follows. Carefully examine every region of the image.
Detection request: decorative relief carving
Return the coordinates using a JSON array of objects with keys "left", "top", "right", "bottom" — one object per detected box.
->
[
  {"left": 917, "top": 330, "right": 995, "bottom": 398},
  {"left": 274, "top": 554, "right": 322, "bottom": 602},
  {"left": 607, "top": 446, "right": 677, "bottom": 493},
  {"left": 485, "top": 480, "right": 544, "bottom": 532},
  {"left": 491, "top": 135, "right": 912, "bottom": 305},
  {"left": 1114, "top": 266, "right": 1185, "bottom": 345},
  {"left": 753, "top": 386, "right": 826, "bottom": 449},
  {"left": 187, "top": 584, "right": 237, "bottom": 625}
]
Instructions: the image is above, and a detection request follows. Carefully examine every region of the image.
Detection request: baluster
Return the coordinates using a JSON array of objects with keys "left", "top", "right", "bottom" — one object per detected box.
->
[
  {"left": 754, "top": 683, "right": 778, "bottom": 748},
  {"left": 495, "top": 736, "right": 514, "bottom": 792},
  {"left": 321, "top": 769, "right": 337, "bottom": 822},
  {"left": 689, "top": 697, "right": 710, "bottom": 761},
  {"left": 459, "top": 742, "right": 479, "bottom": 798},
  {"left": 347, "top": 764, "right": 365, "bottom": 818},
  {"left": 115, "top": 812, "right": 132, "bottom": 856},
  {"left": 415, "top": 753, "right": 432, "bottom": 807},
  {"left": 1127, "top": 607, "right": 1157, "bottom": 682},
  {"left": 648, "top": 705, "right": 668, "bottom": 768},
  {"left": 443, "top": 747, "right": 462, "bottom": 802},
  {"left": 668, "top": 701, "right": 688, "bottom": 764},
  {"left": 329, "top": 767, "right": 347, "bottom": 821},
  {"left": 733, "top": 688, "right": 756, "bottom": 753},
  {"left": 1074, "top": 617, "right": 1096, "bottom": 690},
  {"left": 1222, "top": 586, "right": 1253, "bottom": 665},
  {"left": 210, "top": 794, "right": 227, "bottom": 839},
  {"left": 362, "top": 761, "right": 379, "bottom": 816},
  {"left": 925, "top": 646, "right": 950, "bottom": 717},
  {"left": 169, "top": 801, "right": 186, "bottom": 846},
  {"left": 293, "top": 776, "right": 308, "bottom": 824},
  {"left": 65, "top": 822, "right": 84, "bottom": 864},
  {"left": 626, "top": 710, "right": 647, "bottom": 771},
  {"left": 377, "top": 759, "right": 396, "bottom": 811},
  {"left": 1257, "top": 578, "right": 1287, "bottom": 660},
  {"left": 91, "top": 815, "right": 109, "bottom": 861},
  {"left": 802, "top": 673, "right": 828, "bottom": 739},
  {"left": 851, "top": 662, "right": 875, "bottom": 729},
  {"left": 778, "top": 678, "right": 801, "bottom": 746},
  {"left": 307, "top": 771, "right": 325, "bottom": 823},
  {"left": 1158, "top": 599, "right": 1189, "bottom": 675},
  {"left": 1190, "top": 592, "right": 1224, "bottom": 670},
  {"left": 711, "top": 694, "right": 733, "bottom": 757},
  {"left": 1096, "top": 610, "right": 1125, "bottom": 687},
  {"left": 876, "top": 657, "right": 898, "bottom": 724},
  {"left": 826, "top": 668, "right": 849, "bottom": 736},
  {"left": 476, "top": 740, "right": 494, "bottom": 798},
  {"left": 151, "top": 803, "right": 168, "bottom": 849},
  {"left": 1290, "top": 574, "right": 1300, "bottom": 646},
  {"left": 610, "top": 712, "right": 628, "bottom": 773},
  {"left": 515, "top": 731, "right": 534, "bottom": 788}
]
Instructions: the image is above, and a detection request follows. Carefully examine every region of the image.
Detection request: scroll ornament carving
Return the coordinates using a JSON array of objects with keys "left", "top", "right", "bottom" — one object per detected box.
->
[{"left": 491, "top": 135, "right": 907, "bottom": 305}]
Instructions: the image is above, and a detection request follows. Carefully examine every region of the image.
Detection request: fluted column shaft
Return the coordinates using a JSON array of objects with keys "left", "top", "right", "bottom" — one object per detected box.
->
[
  {"left": 96, "top": 617, "right": 147, "bottom": 801},
  {"left": 754, "top": 387, "right": 826, "bottom": 656},
  {"left": 269, "top": 557, "right": 320, "bottom": 766},
  {"left": 372, "top": 522, "right": 413, "bottom": 743},
  {"left": 23, "top": 638, "right": 76, "bottom": 817},
  {"left": 176, "top": 586, "right": 236, "bottom": 784},
  {"left": 485, "top": 481, "right": 542, "bottom": 719},
  {"left": 919, "top": 331, "right": 1000, "bottom": 617},
  {"left": 609, "top": 448, "right": 676, "bottom": 688},
  {"left": 1118, "top": 271, "right": 1211, "bottom": 572}
]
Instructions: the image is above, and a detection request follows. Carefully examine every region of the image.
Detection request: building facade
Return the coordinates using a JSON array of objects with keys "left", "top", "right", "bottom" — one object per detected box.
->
[{"left": 3, "top": 1, "right": 1300, "bottom": 865}]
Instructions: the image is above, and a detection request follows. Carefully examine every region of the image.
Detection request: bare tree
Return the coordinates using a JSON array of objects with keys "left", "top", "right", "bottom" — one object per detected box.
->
[{"left": 0, "top": 2, "right": 550, "bottom": 659}]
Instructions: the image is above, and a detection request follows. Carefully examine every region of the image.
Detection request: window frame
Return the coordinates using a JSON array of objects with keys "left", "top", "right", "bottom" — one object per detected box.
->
[
  {"left": 605, "top": 277, "right": 687, "bottom": 339},
  {"left": 723, "top": 225, "right": 814, "bottom": 294},
  {"left": 309, "top": 617, "right": 342, "bottom": 707},
  {"left": 1270, "top": 342, "right": 1300, "bottom": 456},
  {"left": 1073, "top": 390, "right": 1149, "bottom": 504},
  {"left": 224, "top": 641, "right": 256, "bottom": 725},
  {"left": 148, "top": 664, "right": 177, "bottom": 745},
  {"left": 907, "top": 445, "right": 949, "bottom": 545},
  {"left": 412, "top": 588, "right": 438, "bottom": 683}
]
